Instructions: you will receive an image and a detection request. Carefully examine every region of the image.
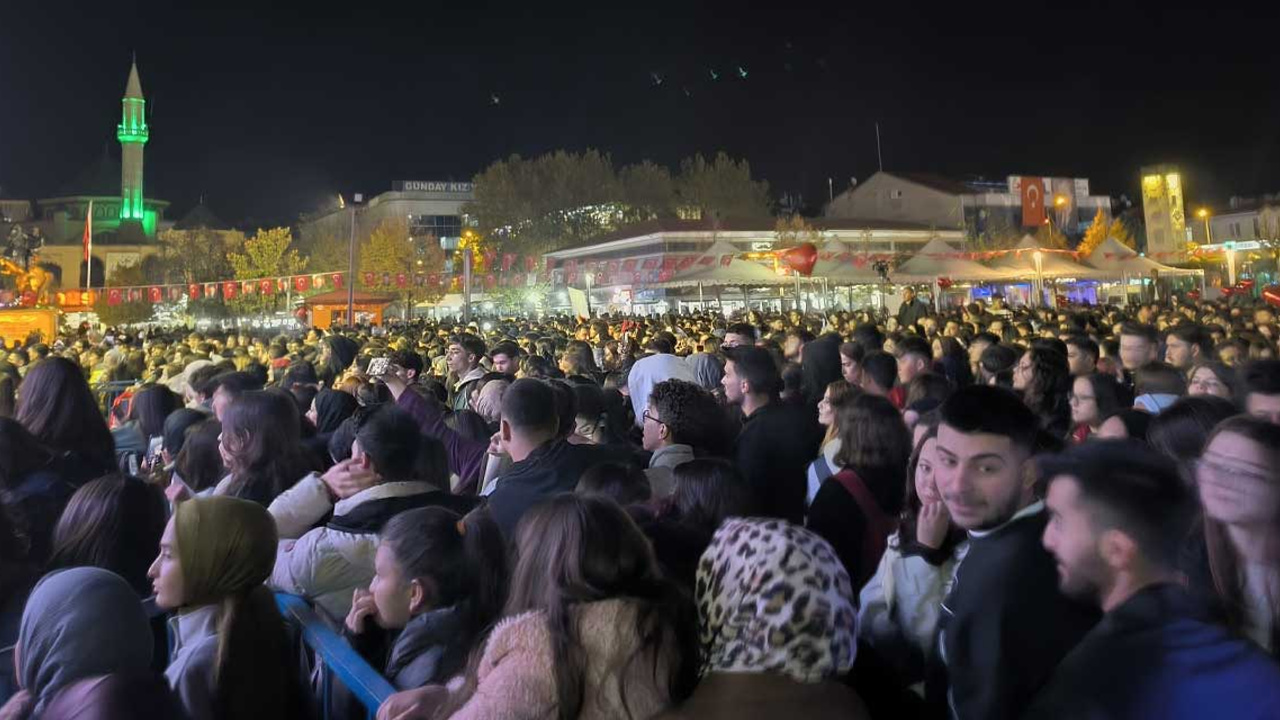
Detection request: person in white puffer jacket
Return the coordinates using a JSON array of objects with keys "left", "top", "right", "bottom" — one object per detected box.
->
[{"left": 857, "top": 422, "right": 968, "bottom": 691}]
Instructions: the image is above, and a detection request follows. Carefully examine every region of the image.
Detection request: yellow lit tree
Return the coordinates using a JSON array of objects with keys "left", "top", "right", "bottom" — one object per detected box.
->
[
  {"left": 228, "top": 227, "right": 308, "bottom": 315},
  {"left": 774, "top": 214, "right": 823, "bottom": 248},
  {"left": 1077, "top": 209, "right": 1135, "bottom": 256},
  {"left": 360, "top": 219, "right": 446, "bottom": 311}
]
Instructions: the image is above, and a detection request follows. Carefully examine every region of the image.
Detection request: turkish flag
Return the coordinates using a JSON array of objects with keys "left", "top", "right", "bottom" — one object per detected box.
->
[
  {"left": 331, "top": 272, "right": 344, "bottom": 289},
  {"left": 395, "top": 273, "right": 407, "bottom": 288},
  {"left": 622, "top": 259, "right": 637, "bottom": 272},
  {"left": 149, "top": 286, "right": 163, "bottom": 303},
  {"left": 294, "top": 276, "right": 311, "bottom": 293},
  {"left": 427, "top": 273, "right": 439, "bottom": 287},
  {"left": 108, "top": 289, "right": 122, "bottom": 306},
  {"left": 1021, "top": 177, "right": 1046, "bottom": 228},
  {"left": 188, "top": 284, "right": 200, "bottom": 300},
  {"left": 642, "top": 257, "right": 659, "bottom": 270},
  {"left": 259, "top": 279, "right": 274, "bottom": 295},
  {"left": 363, "top": 272, "right": 376, "bottom": 286},
  {"left": 204, "top": 283, "right": 218, "bottom": 299},
  {"left": 503, "top": 254, "right": 515, "bottom": 272},
  {"left": 222, "top": 282, "right": 237, "bottom": 300}
]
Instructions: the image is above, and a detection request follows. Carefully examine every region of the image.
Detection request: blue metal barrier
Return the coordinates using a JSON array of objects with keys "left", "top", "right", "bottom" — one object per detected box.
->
[{"left": 275, "top": 593, "right": 396, "bottom": 720}]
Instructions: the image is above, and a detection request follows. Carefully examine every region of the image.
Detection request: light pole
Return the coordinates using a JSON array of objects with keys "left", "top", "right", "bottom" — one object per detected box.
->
[
  {"left": 345, "top": 193, "right": 362, "bottom": 327},
  {"left": 1032, "top": 250, "right": 1045, "bottom": 307},
  {"left": 1197, "top": 208, "right": 1213, "bottom": 245}
]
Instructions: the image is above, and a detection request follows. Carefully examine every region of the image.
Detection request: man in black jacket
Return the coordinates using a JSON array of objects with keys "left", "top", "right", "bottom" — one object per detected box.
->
[
  {"left": 485, "top": 379, "right": 612, "bottom": 536},
  {"left": 1025, "top": 440, "right": 1280, "bottom": 719},
  {"left": 896, "top": 286, "right": 930, "bottom": 331},
  {"left": 722, "top": 346, "right": 821, "bottom": 524},
  {"left": 927, "top": 386, "right": 1097, "bottom": 720}
]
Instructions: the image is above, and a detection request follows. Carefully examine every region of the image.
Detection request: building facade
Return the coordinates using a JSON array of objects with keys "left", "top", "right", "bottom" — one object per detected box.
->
[
  {"left": 824, "top": 171, "right": 1112, "bottom": 243},
  {"left": 298, "top": 180, "right": 474, "bottom": 250}
]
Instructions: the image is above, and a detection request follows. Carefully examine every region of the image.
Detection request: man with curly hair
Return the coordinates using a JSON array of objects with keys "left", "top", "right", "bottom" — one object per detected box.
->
[{"left": 642, "top": 379, "right": 719, "bottom": 498}]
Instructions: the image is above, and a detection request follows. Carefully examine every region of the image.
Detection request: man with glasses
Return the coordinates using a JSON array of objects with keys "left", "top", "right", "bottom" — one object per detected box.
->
[{"left": 641, "top": 379, "right": 722, "bottom": 497}]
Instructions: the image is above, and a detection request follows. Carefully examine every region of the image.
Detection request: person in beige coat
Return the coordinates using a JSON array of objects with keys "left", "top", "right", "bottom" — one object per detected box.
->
[{"left": 377, "top": 494, "right": 699, "bottom": 720}]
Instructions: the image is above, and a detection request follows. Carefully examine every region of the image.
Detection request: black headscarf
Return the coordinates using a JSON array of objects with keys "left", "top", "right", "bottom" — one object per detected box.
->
[
  {"left": 319, "top": 336, "right": 359, "bottom": 386},
  {"left": 312, "top": 389, "right": 359, "bottom": 434},
  {"left": 800, "top": 335, "right": 843, "bottom": 410}
]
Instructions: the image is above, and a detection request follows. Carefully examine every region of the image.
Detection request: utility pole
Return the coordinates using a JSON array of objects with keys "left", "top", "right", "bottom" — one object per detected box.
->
[{"left": 346, "top": 193, "right": 362, "bottom": 327}]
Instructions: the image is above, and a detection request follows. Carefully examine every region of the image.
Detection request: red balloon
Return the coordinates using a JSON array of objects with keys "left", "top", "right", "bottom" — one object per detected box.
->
[
  {"left": 780, "top": 242, "right": 818, "bottom": 277},
  {"left": 1262, "top": 285, "right": 1280, "bottom": 308}
]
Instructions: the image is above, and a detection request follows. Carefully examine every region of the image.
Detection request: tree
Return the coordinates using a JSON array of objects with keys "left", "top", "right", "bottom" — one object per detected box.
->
[
  {"left": 774, "top": 214, "right": 823, "bottom": 248},
  {"left": 1077, "top": 210, "right": 1136, "bottom": 256},
  {"left": 676, "top": 152, "right": 772, "bottom": 221},
  {"left": 227, "top": 227, "right": 308, "bottom": 315},
  {"left": 618, "top": 161, "right": 676, "bottom": 224},
  {"left": 157, "top": 227, "right": 243, "bottom": 284},
  {"left": 359, "top": 219, "right": 446, "bottom": 313},
  {"left": 93, "top": 261, "right": 154, "bottom": 326}
]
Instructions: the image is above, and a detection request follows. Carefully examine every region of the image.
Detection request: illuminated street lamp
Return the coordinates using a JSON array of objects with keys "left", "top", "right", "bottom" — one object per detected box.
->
[{"left": 1197, "top": 208, "right": 1213, "bottom": 244}]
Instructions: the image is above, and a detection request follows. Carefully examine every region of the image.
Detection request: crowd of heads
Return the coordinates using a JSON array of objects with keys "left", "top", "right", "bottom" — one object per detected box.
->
[{"left": 0, "top": 289, "right": 1279, "bottom": 718}]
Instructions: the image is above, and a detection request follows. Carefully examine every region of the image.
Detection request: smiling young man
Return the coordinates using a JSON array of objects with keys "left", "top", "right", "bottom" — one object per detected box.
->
[
  {"left": 926, "top": 385, "right": 1097, "bottom": 720},
  {"left": 1026, "top": 440, "right": 1280, "bottom": 718}
]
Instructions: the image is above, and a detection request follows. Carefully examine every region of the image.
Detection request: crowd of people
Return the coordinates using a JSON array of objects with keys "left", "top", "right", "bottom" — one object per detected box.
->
[{"left": 2, "top": 288, "right": 1280, "bottom": 719}]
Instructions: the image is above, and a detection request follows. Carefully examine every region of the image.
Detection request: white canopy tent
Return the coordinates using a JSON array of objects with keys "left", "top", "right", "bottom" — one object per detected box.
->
[
  {"left": 657, "top": 239, "right": 788, "bottom": 288},
  {"left": 895, "top": 237, "right": 1019, "bottom": 283},
  {"left": 986, "top": 235, "right": 1110, "bottom": 279},
  {"left": 1084, "top": 237, "right": 1202, "bottom": 277},
  {"left": 812, "top": 238, "right": 883, "bottom": 284}
]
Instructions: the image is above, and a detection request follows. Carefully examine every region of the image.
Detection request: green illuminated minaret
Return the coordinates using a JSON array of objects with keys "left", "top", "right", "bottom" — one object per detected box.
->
[{"left": 117, "top": 58, "right": 148, "bottom": 222}]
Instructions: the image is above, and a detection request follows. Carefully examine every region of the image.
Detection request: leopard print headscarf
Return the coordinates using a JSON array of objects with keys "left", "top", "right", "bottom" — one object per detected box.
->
[{"left": 695, "top": 517, "right": 857, "bottom": 683}]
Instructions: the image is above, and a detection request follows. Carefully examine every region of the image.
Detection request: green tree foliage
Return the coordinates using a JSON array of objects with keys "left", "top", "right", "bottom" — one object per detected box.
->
[
  {"left": 467, "top": 150, "right": 771, "bottom": 255},
  {"left": 676, "top": 152, "right": 772, "bottom": 222},
  {"left": 227, "top": 227, "right": 308, "bottom": 315},
  {"left": 157, "top": 227, "right": 243, "bottom": 284},
  {"left": 93, "top": 261, "right": 153, "bottom": 326}
]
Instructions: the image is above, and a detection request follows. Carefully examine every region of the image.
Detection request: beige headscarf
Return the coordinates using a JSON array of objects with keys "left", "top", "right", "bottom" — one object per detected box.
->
[
  {"left": 472, "top": 379, "right": 510, "bottom": 423},
  {"left": 174, "top": 496, "right": 277, "bottom": 607}
]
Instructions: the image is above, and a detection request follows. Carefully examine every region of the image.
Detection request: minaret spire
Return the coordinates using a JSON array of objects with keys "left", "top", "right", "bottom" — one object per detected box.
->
[{"left": 118, "top": 57, "right": 149, "bottom": 226}]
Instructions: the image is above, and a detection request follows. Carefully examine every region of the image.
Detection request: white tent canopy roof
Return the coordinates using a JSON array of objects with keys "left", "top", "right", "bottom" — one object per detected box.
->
[
  {"left": 812, "top": 237, "right": 882, "bottom": 284},
  {"left": 1085, "top": 237, "right": 1202, "bottom": 276},
  {"left": 985, "top": 235, "right": 1109, "bottom": 279},
  {"left": 895, "top": 237, "right": 1017, "bottom": 282}
]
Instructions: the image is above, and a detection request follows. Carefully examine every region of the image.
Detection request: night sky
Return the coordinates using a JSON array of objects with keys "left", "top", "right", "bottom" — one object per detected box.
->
[{"left": 2, "top": 0, "right": 1278, "bottom": 227}]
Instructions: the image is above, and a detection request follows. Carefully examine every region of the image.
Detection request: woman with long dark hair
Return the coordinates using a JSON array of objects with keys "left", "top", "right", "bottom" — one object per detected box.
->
[
  {"left": 213, "top": 391, "right": 311, "bottom": 506},
  {"left": 16, "top": 357, "right": 115, "bottom": 485},
  {"left": 47, "top": 475, "right": 167, "bottom": 598},
  {"left": 807, "top": 393, "right": 914, "bottom": 588},
  {"left": 378, "top": 494, "right": 699, "bottom": 720},
  {"left": 0, "top": 418, "right": 74, "bottom": 566},
  {"left": 1197, "top": 416, "right": 1280, "bottom": 655},
  {"left": 1013, "top": 346, "right": 1073, "bottom": 439},
  {"left": 149, "top": 496, "right": 300, "bottom": 720},
  {"left": 806, "top": 379, "right": 859, "bottom": 506},
  {"left": 345, "top": 507, "right": 508, "bottom": 690},
  {"left": 559, "top": 340, "right": 600, "bottom": 380},
  {"left": 1068, "top": 373, "right": 1131, "bottom": 443},
  {"left": 858, "top": 420, "right": 967, "bottom": 686}
]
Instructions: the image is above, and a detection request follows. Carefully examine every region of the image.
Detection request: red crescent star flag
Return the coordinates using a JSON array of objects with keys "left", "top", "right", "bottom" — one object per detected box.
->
[{"left": 1022, "top": 177, "right": 1046, "bottom": 228}]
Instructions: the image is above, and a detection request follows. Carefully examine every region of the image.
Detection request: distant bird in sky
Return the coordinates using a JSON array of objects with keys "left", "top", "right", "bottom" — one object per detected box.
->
[
  {"left": 737, "top": 66, "right": 748, "bottom": 79},
  {"left": 650, "top": 71, "right": 664, "bottom": 86}
]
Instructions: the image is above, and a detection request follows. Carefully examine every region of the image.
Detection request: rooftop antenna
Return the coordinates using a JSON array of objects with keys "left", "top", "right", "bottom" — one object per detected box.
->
[{"left": 875, "top": 122, "right": 884, "bottom": 172}]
